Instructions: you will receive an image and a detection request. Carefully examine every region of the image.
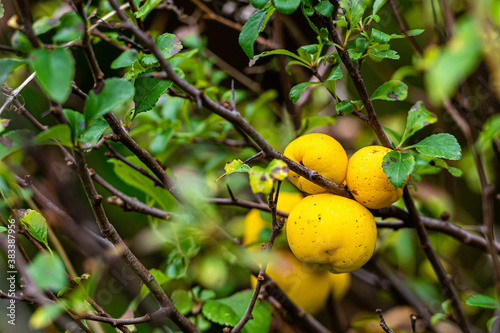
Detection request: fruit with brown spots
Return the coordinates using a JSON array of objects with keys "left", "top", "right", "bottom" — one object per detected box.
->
[
  {"left": 346, "top": 145, "right": 405, "bottom": 209},
  {"left": 283, "top": 133, "right": 348, "bottom": 194},
  {"left": 286, "top": 193, "right": 377, "bottom": 273}
]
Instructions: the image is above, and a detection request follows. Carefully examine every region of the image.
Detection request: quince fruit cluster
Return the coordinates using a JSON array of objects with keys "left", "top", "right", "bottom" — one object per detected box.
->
[{"left": 281, "top": 133, "right": 406, "bottom": 273}]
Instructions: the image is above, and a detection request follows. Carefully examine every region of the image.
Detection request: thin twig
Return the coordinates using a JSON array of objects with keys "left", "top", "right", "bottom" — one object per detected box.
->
[
  {"left": 231, "top": 182, "right": 283, "bottom": 332},
  {"left": 376, "top": 309, "right": 394, "bottom": 333},
  {"left": 0, "top": 72, "right": 37, "bottom": 115}
]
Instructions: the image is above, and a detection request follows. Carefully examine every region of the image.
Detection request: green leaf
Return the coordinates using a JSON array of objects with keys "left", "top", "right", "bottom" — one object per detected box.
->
[
  {"left": 30, "top": 48, "right": 75, "bottom": 104},
  {"left": 251, "top": 49, "right": 306, "bottom": 67},
  {"left": 0, "top": 59, "right": 26, "bottom": 87},
  {"left": 272, "top": 0, "right": 301, "bottom": 14},
  {"left": 202, "top": 291, "right": 271, "bottom": 333},
  {"left": 142, "top": 33, "right": 183, "bottom": 65},
  {"left": 325, "top": 65, "right": 343, "bottom": 81},
  {"left": 390, "top": 29, "right": 424, "bottom": 39},
  {"left": 426, "top": 17, "right": 481, "bottom": 104},
  {"left": 84, "top": 78, "right": 134, "bottom": 127},
  {"left": 0, "top": 1, "right": 4, "bottom": 19},
  {"left": 371, "top": 28, "right": 390, "bottom": 44},
  {"left": 134, "top": 70, "right": 172, "bottom": 116},
  {"left": 62, "top": 108, "right": 85, "bottom": 139},
  {"left": 487, "top": 316, "right": 499, "bottom": 331},
  {"left": 301, "top": 115, "right": 336, "bottom": 133},
  {"left": 35, "top": 124, "right": 72, "bottom": 147},
  {"left": 80, "top": 118, "right": 108, "bottom": 147},
  {"left": 149, "top": 128, "right": 175, "bottom": 154},
  {"left": 33, "top": 17, "right": 60, "bottom": 36},
  {"left": 465, "top": 294, "right": 498, "bottom": 309},
  {"left": 172, "top": 290, "right": 194, "bottom": 315},
  {"left": 384, "top": 126, "right": 402, "bottom": 144},
  {"left": 382, "top": 151, "right": 415, "bottom": 188},
  {"left": 266, "top": 159, "right": 289, "bottom": 181},
  {"left": 413, "top": 133, "right": 462, "bottom": 160},
  {"left": 140, "top": 269, "right": 171, "bottom": 300},
  {"left": 0, "top": 129, "right": 35, "bottom": 159},
  {"left": 249, "top": 166, "right": 273, "bottom": 194},
  {"left": 29, "top": 301, "right": 67, "bottom": 329},
  {"left": 371, "top": 80, "right": 407, "bottom": 101},
  {"left": 400, "top": 101, "right": 437, "bottom": 144},
  {"left": 111, "top": 49, "right": 139, "bottom": 69},
  {"left": 290, "top": 81, "right": 320, "bottom": 103},
  {"left": 431, "top": 158, "right": 462, "bottom": 177},
  {"left": 217, "top": 159, "right": 251, "bottom": 181},
  {"left": 11, "top": 31, "right": 33, "bottom": 53},
  {"left": 109, "top": 155, "right": 176, "bottom": 211},
  {"left": 239, "top": 7, "right": 275, "bottom": 59},
  {"left": 372, "top": 0, "right": 387, "bottom": 15},
  {"left": 476, "top": 114, "right": 500, "bottom": 151},
  {"left": 314, "top": 1, "right": 334, "bottom": 17},
  {"left": 251, "top": 0, "right": 268, "bottom": 9},
  {"left": 26, "top": 253, "right": 68, "bottom": 292},
  {"left": 335, "top": 100, "right": 354, "bottom": 115},
  {"left": 19, "top": 209, "right": 49, "bottom": 248},
  {"left": 370, "top": 50, "right": 400, "bottom": 60},
  {"left": 135, "top": 0, "right": 162, "bottom": 20},
  {"left": 430, "top": 313, "right": 447, "bottom": 325},
  {"left": 52, "top": 12, "right": 84, "bottom": 43}
]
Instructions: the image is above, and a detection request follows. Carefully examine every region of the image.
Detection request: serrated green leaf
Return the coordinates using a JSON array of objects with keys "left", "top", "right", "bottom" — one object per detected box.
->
[
  {"left": 336, "top": 100, "right": 354, "bottom": 115},
  {"left": 29, "top": 301, "right": 67, "bottom": 329},
  {"left": 413, "top": 133, "right": 462, "bottom": 160},
  {"left": 272, "top": 0, "right": 300, "bottom": 14},
  {"left": 249, "top": 166, "right": 273, "bottom": 194},
  {"left": 325, "top": 65, "right": 343, "bottom": 82},
  {"left": 266, "top": 159, "right": 289, "bottom": 181},
  {"left": 30, "top": 48, "right": 75, "bottom": 103},
  {"left": 382, "top": 151, "right": 415, "bottom": 188},
  {"left": 52, "top": 12, "right": 84, "bottom": 43},
  {"left": 290, "top": 81, "right": 320, "bottom": 103},
  {"left": 134, "top": 69, "right": 172, "bottom": 115},
  {"left": 314, "top": 1, "right": 334, "bottom": 17},
  {"left": 371, "top": 28, "right": 390, "bottom": 44},
  {"left": 84, "top": 78, "right": 134, "bottom": 127},
  {"left": 33, "top": 17, "right": 60, "bottom": 36},
  {"left": 251, "top": 0, "right": 268, "bottom": 9},
  {"left": 142, "top": 33, "right": 182, "bottom": 65},
  {"left": 172, "top": 290, "right": 194, "bottom": 315},
  {"left": 202, "top": 291, "right": 271, "bottom": 333},
  {"left": 371, "top": 80, "right": 407, "bottom": 101},
  {"left": 111, "top": 49, "right": 139, "bottom": 69},
  {"left": 27, "top": 253, "right": 68, "bottom": 292},
  {"left": 400, "top": 101, "right": 437, "bottom": 144},
  {"left": 0, "top": 59, "right": 26, "bottom": 87},
  {"left": 465, "top": 294, "right": 498, "bottom": 309},
  {"left": 35, "top": 124, "right": 72, "bottom": 147},
  {"left": 301, "top": 115, "right": 336, "bottom": 133},
  {"left": 217, "top": 159, "right": 251, "bottom": 181},
  {"left": 19, "top": 209, "right": 49, "bottom": 248},
  {"left": 62, "top": 108, "right": 85, "bottom": 139},
  {"left": 240, "top": 7, "right": 276, "bottom": 59},
  {"left": 348, "top": 49, "right": 362, "bottom": 61},
  {"left": 370, "top": 50, "right": 400, "bottom": 60},
  {"left": 135, "top": 0, "right": 162, "bottom": 19}
]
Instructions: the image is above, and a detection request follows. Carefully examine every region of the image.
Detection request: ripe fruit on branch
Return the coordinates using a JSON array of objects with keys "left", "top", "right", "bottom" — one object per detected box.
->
[
  {"left": 346, "top": 146, "right": 405, "bottom": 209},
  {"left": 283, "top": 133, "right": 348, "bottom": 194},
  {"left": 286, "top": 193, "right": 377, "bottom": 273}
]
